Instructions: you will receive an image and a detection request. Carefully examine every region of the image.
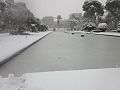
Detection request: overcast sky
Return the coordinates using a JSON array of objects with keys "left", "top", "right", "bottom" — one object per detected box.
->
[{"left": 16, "top": 0, "right": 106, "bottom": 19}]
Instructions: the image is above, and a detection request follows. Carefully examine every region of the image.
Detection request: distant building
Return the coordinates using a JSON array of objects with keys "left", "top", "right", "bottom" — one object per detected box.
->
[
  {"left": 41, "top": 16, "right": 54, "bottom": 28},
  {"left": 69, "top": 13, "right": 82, "bottom": 20},
  {"left": 59, "top": 19, "right": 69, "bottom": 28}
]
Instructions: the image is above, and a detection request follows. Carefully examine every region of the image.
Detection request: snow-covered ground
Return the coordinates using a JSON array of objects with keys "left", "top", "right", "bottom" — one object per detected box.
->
[
  {"left": 0, "top": 68, "right": 120, "bottom": 90},
  {"left": 65, "top": 30, "right": 120, "bottom": 37},
  {"left": 94, "top": 32, "right": 120, "bottom": 36},
  {"left": 0, "top": 31, "right": 119, "bottom": 90},
  {"left": 67, "top": 30, "right": 120, "bottom": 36},
  {"left": 0, "top": 31, "right": 52, "bottom": 64}
]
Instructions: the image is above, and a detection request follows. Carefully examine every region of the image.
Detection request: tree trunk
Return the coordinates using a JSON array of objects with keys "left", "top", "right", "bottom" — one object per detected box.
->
[
  {"left": 115, "top": 17, "right": 118, "bottom": 30},
  {"left": 57, "top": 20, "right": 59, "bottom": 30}
]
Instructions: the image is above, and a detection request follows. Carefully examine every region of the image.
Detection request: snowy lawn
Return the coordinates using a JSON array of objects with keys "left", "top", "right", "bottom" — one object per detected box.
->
[
  {"left": 0, "top": 31, "right": 52, "bottom": 63},
  {"left": 66, "top": 31, "right": 120, "bottom": 37},
  {"left": 93, "top": 32, "right": 120, "bottom": 36},
  {"left": 0, "top": 68, "right": 120, "bottom": 90}
]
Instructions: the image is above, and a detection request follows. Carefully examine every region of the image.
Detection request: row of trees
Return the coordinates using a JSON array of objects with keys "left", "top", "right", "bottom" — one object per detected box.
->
[
  {"left": 82, "top": 0, "right": 120, "bottom": 30},
  {"left": 0, "top": 0, "right": 46, "bottom": 33}
]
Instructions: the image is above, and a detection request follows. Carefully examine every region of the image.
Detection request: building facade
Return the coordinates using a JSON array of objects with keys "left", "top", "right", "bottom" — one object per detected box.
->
[{"left": 41, "top": 16, "right": 54, "bottom": 28}]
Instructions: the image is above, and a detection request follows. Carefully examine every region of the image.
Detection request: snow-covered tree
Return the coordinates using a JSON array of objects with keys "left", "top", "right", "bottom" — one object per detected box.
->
[
  {"left": 82, "top": 0, "right": 104, "bottom": 24},
  {"left": 105, "top": 0, "right": 120, "bottom": 29},
  {"left": 5, "top": 0, "right": 14, "bottom": 6},
  {"left": 0, "top": 0, "right": 6, "bottom": 13}
]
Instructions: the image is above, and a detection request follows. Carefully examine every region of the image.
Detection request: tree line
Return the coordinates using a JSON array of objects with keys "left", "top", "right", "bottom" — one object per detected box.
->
[
  {"left": 0, "top": 0, "right": 47, "bottom": 34},
  {"left": 82, "top": 0, "right": 120, "bottom": 30}
]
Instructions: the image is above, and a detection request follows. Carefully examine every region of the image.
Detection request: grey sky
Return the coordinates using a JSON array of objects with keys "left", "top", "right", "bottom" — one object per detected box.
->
[{"left": 16, "top": 0, "right": 106, "bottom": 19}]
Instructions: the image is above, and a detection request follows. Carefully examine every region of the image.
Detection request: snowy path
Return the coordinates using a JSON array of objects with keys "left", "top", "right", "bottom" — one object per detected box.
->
[
  {"left": 0, "top": 31, "right": 52, "bottom": 64},
  {"left": 0, "top": 68, "right": 120, "bottom": 90}
]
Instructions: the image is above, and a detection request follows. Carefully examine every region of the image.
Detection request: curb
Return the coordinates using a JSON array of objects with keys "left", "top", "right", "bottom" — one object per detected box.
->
[{"left": 0, "top": 31, "right": 52, "bottom": 66}]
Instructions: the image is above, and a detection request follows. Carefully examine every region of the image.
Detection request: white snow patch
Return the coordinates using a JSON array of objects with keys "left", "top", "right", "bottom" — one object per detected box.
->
[
  {"left": 0, "top": 74, "right": 26, "bottom": 90},
  {"left": 94, "top": 32, "right": 120, "bottom": 36},
  {"left": 0, "top": 68, "right": 120, "bottom": 90},
  {"left": 0, "top": 31, "right": 52, "bottom": 63},
  {"left": 25, "top": 68, "right": 120, "bottom": 90}
]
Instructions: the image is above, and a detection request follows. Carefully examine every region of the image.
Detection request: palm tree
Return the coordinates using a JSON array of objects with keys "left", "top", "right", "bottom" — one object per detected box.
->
[{"left": 57, "top": 15, "right": 62, "bottom": 30}]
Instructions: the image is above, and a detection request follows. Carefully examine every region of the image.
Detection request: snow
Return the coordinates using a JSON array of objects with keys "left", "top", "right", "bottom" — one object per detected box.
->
[
  {"left": 0, "top": 74, "right": 26, "bottom": 90},
  {"left": 0, "top": 31, "right": 120, "bottom": 90},
  {"left": 25, "top": 68, "right": 120, "bottom": 90},
  {"left": 98, "top": 23, "right": 108, "bottom": 28},
  {"left": 94, "top": 32, "right": 120, "bottom": 36},
  {"left": 65, "top": 30, "right": 120, "bottom": 36},
  {"left": 0, "top": 68, "right": 120, "bottom": 90},
  {"left": 0, "top": 31, "right": 52, "bottom": 63}
]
